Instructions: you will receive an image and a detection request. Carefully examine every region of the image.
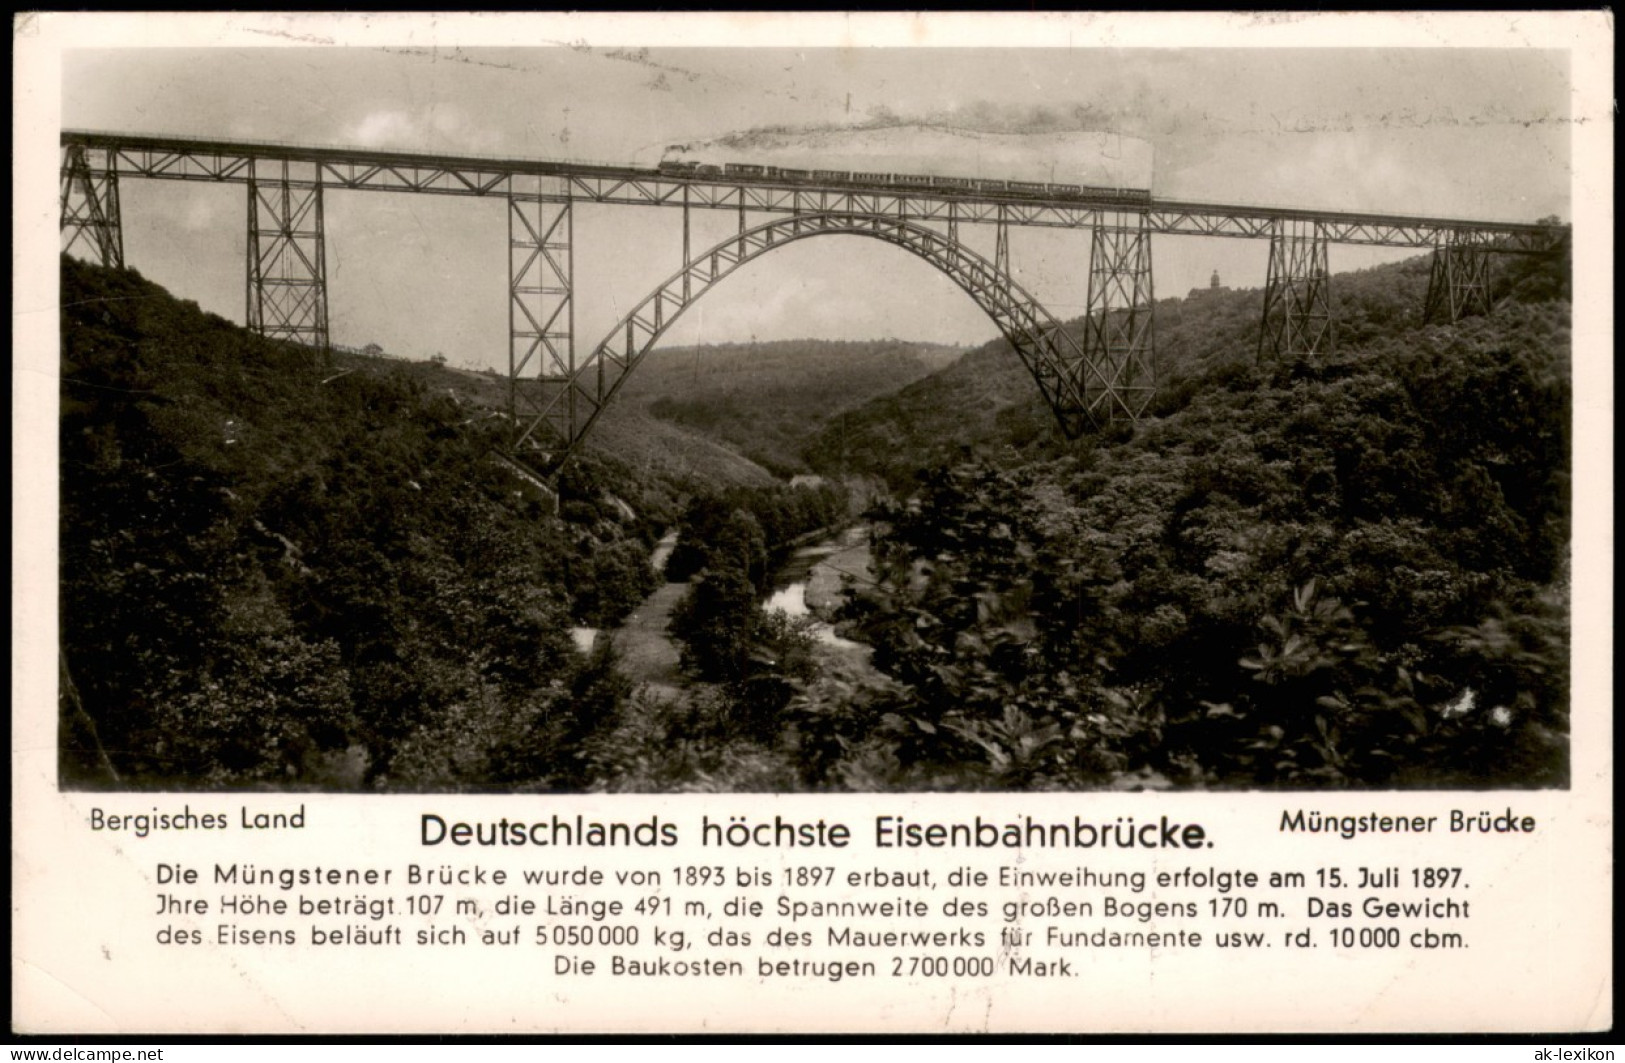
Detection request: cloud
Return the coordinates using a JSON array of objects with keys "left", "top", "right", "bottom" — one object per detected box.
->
[
  {"left": 348, "top": 105, "right": 507, "bottom": 154},
  {"left": 353, "top": 109, "right": 419, "bottom": 148},
  {"left": 180, "top": 196, "right": 219, "bottom": 233}
]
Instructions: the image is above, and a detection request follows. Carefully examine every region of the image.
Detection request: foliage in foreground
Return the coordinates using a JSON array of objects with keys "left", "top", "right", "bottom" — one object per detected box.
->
[
  {"left": 60, "top": 249, "right": 1572, "bottom": 793},
  {"left": 59, "top": 256, "right": 657, "bottom": 790},
  {"left": 665, "top": 487, "right": 839, "bottom": 694},
  {"left": 810, "top": 301, "right": 1570, "bottom": 790},
  {"left": 532, "top": 256, "right": 1573, "bottom": 794}
]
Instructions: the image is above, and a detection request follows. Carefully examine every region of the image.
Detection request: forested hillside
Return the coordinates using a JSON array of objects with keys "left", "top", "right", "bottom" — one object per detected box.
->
[
  {"left": 798, "top": 252, "right": 1572, "bottom": 790},
  {"left": 310, "top": 354, "right": 786, "bottom": 501},
  {"left": 804, "top": 250, "right": 1569, "bottom": 492},
  {"left": 57, "top": 257, "right": 678, "bottom": 791},
  {"left": 56, "top": 244, "right": 1572, "bottom": 793},
  {"left": 617, "top": 338, "right": 963, "bottom": 476}
]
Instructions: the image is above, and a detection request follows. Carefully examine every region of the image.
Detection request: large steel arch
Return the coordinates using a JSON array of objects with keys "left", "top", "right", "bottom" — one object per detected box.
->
[{"left": 515, "top": 211, "right": 1151, "bottom": 462}]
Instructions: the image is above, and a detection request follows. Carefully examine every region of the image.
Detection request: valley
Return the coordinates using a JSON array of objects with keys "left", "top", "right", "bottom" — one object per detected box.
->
[{"left": 57, "top": 246, "right": 1573, "bottom": 792}]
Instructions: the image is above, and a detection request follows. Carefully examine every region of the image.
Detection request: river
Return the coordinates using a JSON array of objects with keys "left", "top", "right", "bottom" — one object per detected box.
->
[
  {"left": 761, "top": 524, "right": 873, "bottom": 649},
  {"left": 596, "top": 524, "right": 876, "bottom": 692}
]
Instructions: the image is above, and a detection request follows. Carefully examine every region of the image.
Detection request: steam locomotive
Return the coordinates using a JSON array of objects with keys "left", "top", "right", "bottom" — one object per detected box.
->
[{"left": 655, "top": 158, "right": 1152, "bottom": 206}]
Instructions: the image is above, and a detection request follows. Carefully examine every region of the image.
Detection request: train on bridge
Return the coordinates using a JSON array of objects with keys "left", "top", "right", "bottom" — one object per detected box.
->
[
  {"left": 656, "top": 157, "right": 1153, "bottom": 206},
  {"left": 656, "top": 126, "right": 1155, "bottom": 206}
]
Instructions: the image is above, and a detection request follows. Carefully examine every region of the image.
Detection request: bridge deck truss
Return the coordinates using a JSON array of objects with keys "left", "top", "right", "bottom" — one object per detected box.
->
[{"left": 65, "top": 132, "right": 1565, "bottom": 253}]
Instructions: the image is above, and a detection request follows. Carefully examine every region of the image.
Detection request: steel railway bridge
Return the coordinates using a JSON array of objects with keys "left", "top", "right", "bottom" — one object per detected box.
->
[{"left": 60, "top": 130, "right": 1568, "bottom": 464}]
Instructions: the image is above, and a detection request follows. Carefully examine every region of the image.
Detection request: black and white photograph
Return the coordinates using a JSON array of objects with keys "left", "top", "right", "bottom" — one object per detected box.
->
[
  {"left": 50, "top": 24, "right": 1580, "bottom": 795},
  {"left": 13, "top": 11, "right": 1613, "bottom": 1038}
]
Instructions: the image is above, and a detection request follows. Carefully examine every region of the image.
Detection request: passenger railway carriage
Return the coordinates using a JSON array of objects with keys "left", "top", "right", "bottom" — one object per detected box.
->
[{"left": 656, "top": 158, "right": 1153, "bottom": 206}]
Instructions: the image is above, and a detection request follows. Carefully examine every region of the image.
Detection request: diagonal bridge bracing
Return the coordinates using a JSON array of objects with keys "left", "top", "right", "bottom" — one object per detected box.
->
[
  {"left": 507, "top": 180, "right": 575, "bottom": 443},
  {"left": 1083, "top": 216, "right": 1156, "bottom": 420},
  {"left": 515, "top": 212, "right": 1117, "bottom": 460},
  {"left": 1260, "top": 219, "right": 1334, "bottom": 362},
  {"left": 1423, "top": 230, "right": 1499, "bottom": 325},
  {"left": 60, "top": 142, "right": 123, "bottom": 270},
  {"left": 63, "top": 129, "right": 1565, "bottom": 252}
]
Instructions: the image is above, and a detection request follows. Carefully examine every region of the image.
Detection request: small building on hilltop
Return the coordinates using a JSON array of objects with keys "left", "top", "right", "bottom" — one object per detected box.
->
[{"left": 1188, "top": 269, "right": 1230, "bottom": 299}]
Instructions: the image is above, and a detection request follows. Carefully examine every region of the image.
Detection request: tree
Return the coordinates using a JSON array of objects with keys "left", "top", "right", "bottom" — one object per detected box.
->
[{"left": 669, "top": 567, "right": 761, "bottom": 682}]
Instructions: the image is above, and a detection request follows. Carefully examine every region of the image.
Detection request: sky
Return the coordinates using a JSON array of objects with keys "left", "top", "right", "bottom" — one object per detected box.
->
[{"left": 49, "top": 15, "right": 1579, "bottom": 369}]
